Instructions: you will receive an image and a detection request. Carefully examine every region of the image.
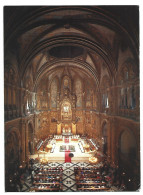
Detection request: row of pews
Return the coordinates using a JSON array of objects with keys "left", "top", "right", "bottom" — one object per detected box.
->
[
  {"left": 31, "top": 167, "right": 63, "bottom": 192},
  {"left": 74, "top": 167, "right": 110, "bottom": 191}
]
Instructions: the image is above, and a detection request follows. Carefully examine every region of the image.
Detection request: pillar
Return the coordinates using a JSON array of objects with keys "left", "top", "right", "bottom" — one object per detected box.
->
[
  {"left": 111, "top": 118, "right": 118, "bottom": 165},
  {"left": 107, "top": 117, "right": 113, "bottom": 163},
  {"left": 20, "top": 119, "right": 26, "bottom": 166},
  {"left": 25, "top": 121, "right": 29, "bottom": 163},
  {"left": 72, "top": 123, "right": 76, "bottom": 135},
  {"left": 57, "top": 123, "right": 61, "bottom": 134}
]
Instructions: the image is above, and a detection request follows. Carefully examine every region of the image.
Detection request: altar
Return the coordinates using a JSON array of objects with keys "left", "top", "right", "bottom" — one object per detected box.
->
[
  {"left": 62, "top": 132, "right": 72, "bottom": 136},
  {"left": 62, "top": 126, "right": 72, "bottom": 135},
  {"left": 59, "top": 145, "right": 75, "bottom": 152},
  {"left": 57, "top": 123, "right": 76, "bottom": 135}
]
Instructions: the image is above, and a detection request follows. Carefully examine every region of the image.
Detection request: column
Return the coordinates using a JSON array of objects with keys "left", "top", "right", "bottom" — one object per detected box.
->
[
  {"left": 25, "top": 121, "right": 29, "bottom": 163},
  {"left": 16, "top": 88, "right": 20, "bottom": 117},
  {"left": 107, "top": 117, "right": 113, "bottom": 162},
  {"left": 21, "top": 88, "right": 25, "bottom": 116},
  {"left": 4, "top": 85, "right": 8, "bottom": 120},
  {"left": 111, "top": 118, "right": 118, "bottom": 165},
  {"left": 57, "top": 123, "right": 61, "bottom": 134},
  {"left": 8, "top": 86, "right": 12, "bottom": 119},
  {"left": 12, "top": 86, "right": 16, "bottom": 118},
  {"left": 72, "top": 123, "right": 76, "bottom": 135},
  {"left": 21, "top": 119, "right": 26, "bottom": 166}
]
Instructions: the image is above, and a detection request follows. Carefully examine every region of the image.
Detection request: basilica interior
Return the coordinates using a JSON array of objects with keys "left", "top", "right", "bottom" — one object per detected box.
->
[{"left": 4, "top": 6, "right": 140, "bottom": 192}]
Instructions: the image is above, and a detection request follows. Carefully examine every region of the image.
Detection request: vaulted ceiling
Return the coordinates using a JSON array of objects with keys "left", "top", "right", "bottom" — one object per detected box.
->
[{"left": 4, "top": 6, "right": 139, "bottom": 91}]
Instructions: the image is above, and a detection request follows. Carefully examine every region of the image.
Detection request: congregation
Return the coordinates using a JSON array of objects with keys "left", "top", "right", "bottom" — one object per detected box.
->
[{"left": 6, "top": 157, "right": 135, "bottom": 192}]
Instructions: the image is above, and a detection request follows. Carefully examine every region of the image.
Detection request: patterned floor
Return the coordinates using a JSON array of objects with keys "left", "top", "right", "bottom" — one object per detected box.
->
[
  {"left": 62, "top": 162, "right": 103, "bottom": 192},
  {"left": 21, "top": 161, "right": 104, "bottom": 192}
]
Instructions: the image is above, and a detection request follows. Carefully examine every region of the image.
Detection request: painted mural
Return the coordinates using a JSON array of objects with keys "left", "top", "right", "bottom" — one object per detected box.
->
[
  {"left": 75, "top": 79, "right": 82, "bottom": 107},
  {"left": 86, "top": 88, "right": 91, "bottom": 107},
  {"left": 51, "top": 79, "right": 58, "bottom": 108},
  {"left": 62, "top": 75, "right": 71, "bottom": 92},
  {"left": 64, "top": 78, "right": 69, "bottom": 88},
  {"left": 61, "top": 101, "right": 72, "bottom": 120}
]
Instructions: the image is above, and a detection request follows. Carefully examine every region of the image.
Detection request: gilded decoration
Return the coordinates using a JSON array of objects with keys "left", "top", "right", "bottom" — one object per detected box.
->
[
  {"left": 50, "top": 79, "right": 58, "bottom": 108},
  {"left": 61, "top": 101, "right": 72, "bottom": 120},
  {"left": 75, "top": 79, "right": 82, "bottom": 107}
]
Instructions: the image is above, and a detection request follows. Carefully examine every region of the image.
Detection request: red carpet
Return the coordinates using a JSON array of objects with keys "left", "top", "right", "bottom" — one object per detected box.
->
[
  {"left": 65, "top": 150, "right": 71, "bottom": 163},
  {"left": 65, "top": 137, "right": 69, "bottom": 143}
]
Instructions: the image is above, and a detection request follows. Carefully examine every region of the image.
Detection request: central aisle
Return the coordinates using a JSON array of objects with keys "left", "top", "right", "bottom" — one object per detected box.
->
[
  {"left": 64, "top": 136, "right": 71, "bottom": 163},
  {"left": 22, "top": 161, "right": 119, "bottom": 192},
  {"left": 24, "top": 161, "right": 106, "bottom": 192},
  {"left": 25, "top": 136, "right": 119, "bottom": 192},
  {"left": 64, "top": 137, "right": 69, "bottom": 143},
  {"left": 65, "top": 150, "right": 71, "bottom": 163}
]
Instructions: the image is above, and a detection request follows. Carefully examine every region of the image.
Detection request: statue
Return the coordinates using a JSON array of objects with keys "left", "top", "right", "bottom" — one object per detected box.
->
[
  {"left": 62, "top": 128, "right": 65, "bottom": 133},
  {"left": 68, "top": 127, "right": 71, "bottom": 133},
  {"left": 64, "top": 88, "right": 70, "bottom": 98}
]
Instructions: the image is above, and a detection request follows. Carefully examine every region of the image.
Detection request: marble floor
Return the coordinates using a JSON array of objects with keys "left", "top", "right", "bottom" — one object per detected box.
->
[
  {"left": 19, "top": 138, "right": 119, "bottom": 192},
  {"left": 21, "top": 161, "right": 119, "bottom": 192},
  {"left": 21, "top": 139, "right": 118, "bottom": 192},
  {"left": 29, "top": 140, "right": 90, "bottom": 163}
]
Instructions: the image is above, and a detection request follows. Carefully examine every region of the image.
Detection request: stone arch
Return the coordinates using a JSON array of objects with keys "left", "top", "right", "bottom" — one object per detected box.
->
[
  {"left": 117, "top": 127, "right": 139, "bottom": 191},
  {"left": 5, "top": 64, "right": 20, "bottom": 86},
  {"left": 125, "top": 58, "right": 138, "bottom": 79},
  {"left": 118, "top": 129, "right": 137, "bottom": 163},
  {"left": 117, "top": 60, "right": 138, "bottom": 110},
  {"left": 4, "top": 65, "right": 20, "bottom": 116},
  {"left": 5, "top": 127, "right": 21, "bottom": 174},
  {"left": 101, "top": 120, "right": 108, "bottom": 155},
  {"left": 117, "top": 59, "right": 137, "bottom": 85}
]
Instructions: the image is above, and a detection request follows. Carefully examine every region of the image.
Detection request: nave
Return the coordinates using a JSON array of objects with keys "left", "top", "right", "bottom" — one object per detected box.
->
[
  {"left": 16, "top": 162, "right": 121, "bottom": 192},
  {"left": 7, "top": 135, "right": 127, "bottom": 192},
  {"left": 4, "top": 6, "right": 140, "bottom": 192}
]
